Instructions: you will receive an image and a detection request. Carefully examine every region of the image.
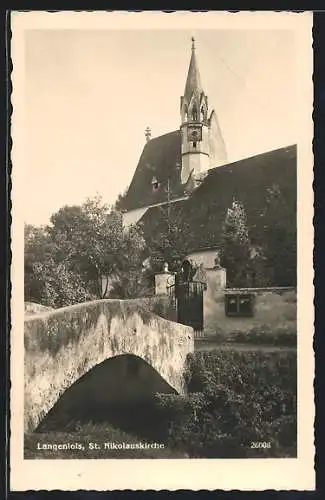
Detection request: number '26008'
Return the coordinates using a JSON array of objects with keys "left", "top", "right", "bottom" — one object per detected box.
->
[{"left": 250, "top": 441, "right": 271, "bottom": 449}]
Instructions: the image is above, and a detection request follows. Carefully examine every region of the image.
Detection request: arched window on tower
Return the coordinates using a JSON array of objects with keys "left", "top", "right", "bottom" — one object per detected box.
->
[
  {"left": 184, "top": 105, "right": 188, "bottom": 122},
  {"left": 201, "top": 106, "right": 205, "bottom": 121},
  {"left": 192, "top": 104, "right": 198, "bottom": 121}
]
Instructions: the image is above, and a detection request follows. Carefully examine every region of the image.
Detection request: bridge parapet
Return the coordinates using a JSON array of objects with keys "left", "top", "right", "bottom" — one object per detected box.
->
[{"left": 24, "top": 299, "right": 194, "bottom": 433}]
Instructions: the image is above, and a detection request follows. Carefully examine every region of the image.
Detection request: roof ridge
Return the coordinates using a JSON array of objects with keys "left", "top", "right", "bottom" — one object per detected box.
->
[
  {"left": 207, "top": 144, "right": 297, "bottom": 175},
  {"left": 145, "top": 129, "right": 180, "bottom": 144}
]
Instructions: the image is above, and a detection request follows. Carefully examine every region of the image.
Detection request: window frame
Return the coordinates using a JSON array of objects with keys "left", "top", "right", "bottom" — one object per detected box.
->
[
  {"left": 151, "top": 176, "right": 160, "bottom": 192},
  {"left": 225, "top": 293, "right": 255, "bottom": 317}
]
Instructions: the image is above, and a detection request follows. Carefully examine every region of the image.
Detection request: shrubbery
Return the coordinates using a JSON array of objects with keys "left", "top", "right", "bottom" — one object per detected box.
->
[
  {"left": 229, "top": 325, "right": 297, "bottom": 347},
  {"left": 24, "top": 197, "right": 149, "bottom": 308},
  {"left": 28, "top": 347, "right": 297, "bottom": 459},
  {"left": 153, "top": 349, "right": 297, "bottom": 458}
]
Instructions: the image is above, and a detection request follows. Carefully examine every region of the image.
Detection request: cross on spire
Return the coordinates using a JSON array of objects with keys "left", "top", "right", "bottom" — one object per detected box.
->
[
  {"left": 145, "top": 126, "right": 151, "bottom": 143},
  {"left": 191, "top": 36, "right": 195, "bottom": 50}
]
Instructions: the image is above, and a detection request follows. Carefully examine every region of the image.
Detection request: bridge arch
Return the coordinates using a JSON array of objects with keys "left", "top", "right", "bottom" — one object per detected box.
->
[
  {"left": 36, "top": 353, "right": 178, "bottom": 434},
  {"left": 24, "top": 299, "right": 194, "bottom": 433}
]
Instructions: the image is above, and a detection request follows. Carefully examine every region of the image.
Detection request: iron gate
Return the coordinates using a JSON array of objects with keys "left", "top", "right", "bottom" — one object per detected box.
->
[{"left": 168, "top": 280, "right": 205, "bottom": 333}]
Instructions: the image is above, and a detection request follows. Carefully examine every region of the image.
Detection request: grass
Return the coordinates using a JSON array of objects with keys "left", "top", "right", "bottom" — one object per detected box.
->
[
  {"left": 228, "top": 325, "right": 296, "bottom": 347},
  {"left": 208, "top": 324, "right": 297, "bottom": 347}
]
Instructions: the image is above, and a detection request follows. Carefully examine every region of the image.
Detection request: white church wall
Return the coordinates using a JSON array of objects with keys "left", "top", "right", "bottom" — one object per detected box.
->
[
  {"left": 186, "top": 248, "right": 219, "bottom": 269},
  {"left": 209, "top": 111, "right": 228, "bottom": 168},
  {"left": 181, "top": 153, "right": 210, "bottom": 184},
  {"left": 122, "top": 206, "right": 149, "bottom": 228},
  {"left": 203, "top": 288, "right": 297, "bottom": 337}
]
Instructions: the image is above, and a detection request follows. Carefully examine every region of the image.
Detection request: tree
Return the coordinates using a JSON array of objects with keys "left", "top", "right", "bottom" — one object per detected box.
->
[
  {"left": 145, "top": 207, "right": 192, "bottom": 274},
  {"left": 47, "top": 195, "right": 147, "bottom": 300},
  {"left": 24, "top": 195, "right": 148, "bottom": 307},
  {"left": 219, "top": 199, "right": 252, "bottom": 287},
  {"left": 24, "top": 223, "right": 92, "bottom": 308},
  {"left": 24, "top": 224, "right": 52, "bottom": 304},
  {"left": 260, "top": 184, "right": 296, "bottom": 286},
  {"left": 108, "top": 221, "right": 151, "bottom": 299},
  {"left": 114, "top": 186, "right": 129, "bottom": 211}
]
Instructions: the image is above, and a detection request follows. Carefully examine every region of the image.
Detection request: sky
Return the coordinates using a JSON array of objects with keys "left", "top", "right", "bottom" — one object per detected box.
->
[{"left": 24, "top": 28, "right": 297, "bottom": 226}]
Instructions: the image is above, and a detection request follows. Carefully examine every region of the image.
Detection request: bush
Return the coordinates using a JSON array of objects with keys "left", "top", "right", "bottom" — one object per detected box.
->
[
  {"left": 153, "top": 350, "right": 297, "bottom": 458},
  {"left": 230, "top": 325, "right": 296, "bottom": 347}
]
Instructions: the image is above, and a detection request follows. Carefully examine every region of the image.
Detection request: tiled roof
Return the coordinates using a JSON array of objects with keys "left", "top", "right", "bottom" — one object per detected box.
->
[
  {"left": 120, "top": 130, "right": 186, "bottom": 211},
  {"left": 141, "top": 144, "right": 297, "bottom": 253}
]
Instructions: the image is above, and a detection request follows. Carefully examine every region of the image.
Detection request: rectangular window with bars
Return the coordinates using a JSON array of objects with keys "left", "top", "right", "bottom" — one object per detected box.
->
[{"left": 225, "top": 293, "right": 255, "bottom": 317}]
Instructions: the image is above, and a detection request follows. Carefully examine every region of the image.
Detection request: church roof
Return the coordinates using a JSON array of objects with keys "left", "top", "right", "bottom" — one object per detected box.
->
[
  {"left": 120, "top": 130, "right": 187, "bottom": 211},
  {"left": 183, "top": 37, "right": 203, "bottom": 102},
  {"left": 141, "top": 144, "right": 297, "bottom": 252}
]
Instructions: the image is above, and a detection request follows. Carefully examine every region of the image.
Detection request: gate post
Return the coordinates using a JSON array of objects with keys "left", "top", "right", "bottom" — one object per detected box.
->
[
  {"left": 155, "top": 262, "right": 175, "bottom": 295},
  {"left": 206, "top": 266, "right": 227, "bottom": 291}
]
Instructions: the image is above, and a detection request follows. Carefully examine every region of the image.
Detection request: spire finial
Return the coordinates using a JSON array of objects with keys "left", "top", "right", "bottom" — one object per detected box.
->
[
  {"left": 191, "top": 36, "right": 195, "bottom": 50},
  {"left": 145, "top": 126, "right": 151, "bottom": 143}
]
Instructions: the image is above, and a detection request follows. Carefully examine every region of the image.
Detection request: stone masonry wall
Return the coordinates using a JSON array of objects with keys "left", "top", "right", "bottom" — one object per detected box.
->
[{"left": 24, "top": 299, "right": 193, "bottom": 433}]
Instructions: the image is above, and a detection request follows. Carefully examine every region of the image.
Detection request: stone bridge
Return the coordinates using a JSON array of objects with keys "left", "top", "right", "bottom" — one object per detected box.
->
[{"left": 24, "top": 299, "right": 194, "bottom": 433}]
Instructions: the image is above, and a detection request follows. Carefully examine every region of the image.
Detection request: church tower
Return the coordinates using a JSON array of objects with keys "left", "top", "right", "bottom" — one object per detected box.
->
[{"left": 180, "top": 37, "right": 227, "bottom": 185}]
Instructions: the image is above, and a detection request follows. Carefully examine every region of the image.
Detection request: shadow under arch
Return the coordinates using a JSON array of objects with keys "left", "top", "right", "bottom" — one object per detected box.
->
[{"left": 36, "top": 354, "right": 178, "bottom": 441}]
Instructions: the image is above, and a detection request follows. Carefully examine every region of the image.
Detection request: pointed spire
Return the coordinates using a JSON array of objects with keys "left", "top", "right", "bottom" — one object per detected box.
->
[{"left": 184, "top": 37, "right": 203, "bottom": 102}]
